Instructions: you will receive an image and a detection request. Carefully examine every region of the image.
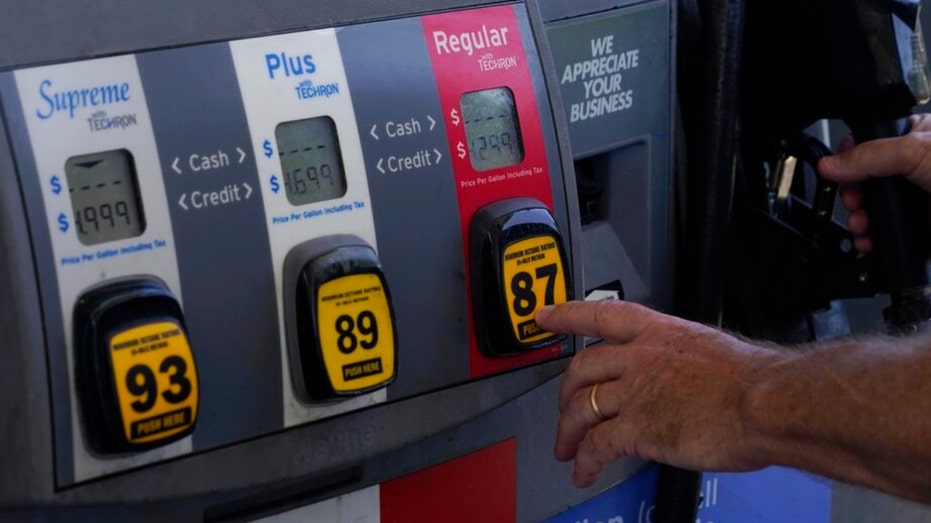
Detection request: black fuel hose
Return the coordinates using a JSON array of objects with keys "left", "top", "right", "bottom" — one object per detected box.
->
[{"left": 657, "top": 0, "right": 745, "bottom": 519}]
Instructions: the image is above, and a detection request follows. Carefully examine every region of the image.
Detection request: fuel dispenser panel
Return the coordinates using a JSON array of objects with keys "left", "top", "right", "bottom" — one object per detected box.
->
[
  {"left": 7, "top": 55, "right": 191, "bottom": 482},
  {"left": 422, "top": 6, "right": 571, "bottom": 377},
  {"left": 229, "top": 27, "right": 384, "bottom": 430},
  {"left": 0, "top": 2, "right": 578, "bottom": 488}
]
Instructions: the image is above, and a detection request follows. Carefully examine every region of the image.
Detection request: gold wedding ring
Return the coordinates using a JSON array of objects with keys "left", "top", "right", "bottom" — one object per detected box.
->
[{"left": 589, "top": 382, "right": 608, "bottom": 422}]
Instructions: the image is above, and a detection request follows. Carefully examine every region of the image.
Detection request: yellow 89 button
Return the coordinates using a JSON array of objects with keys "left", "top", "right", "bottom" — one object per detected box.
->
[
  {"left": 109, "top": 321, "right": 199, "bottom": 445},
  {"left": 316, "top": 273, "right": 396, "bottom": 394},
  {"left": 501, "top": 234, "right": 568, "bottom": 344}
]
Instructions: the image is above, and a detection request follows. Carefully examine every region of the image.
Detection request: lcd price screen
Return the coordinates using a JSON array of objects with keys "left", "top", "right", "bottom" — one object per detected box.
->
[
  {"left": 461, "top": 87, "right": 525, "bottom": 171},
  {"left": 65, "top": 149, "right": 146, "bottom": 246},
  {"left": 275, "top": 116, "right": 348, "bottom": 206}
]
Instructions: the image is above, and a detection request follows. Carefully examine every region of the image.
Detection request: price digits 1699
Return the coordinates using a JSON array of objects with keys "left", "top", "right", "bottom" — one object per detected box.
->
[{"left": 285, "top": 162, "right": 335, "bottom": 197}]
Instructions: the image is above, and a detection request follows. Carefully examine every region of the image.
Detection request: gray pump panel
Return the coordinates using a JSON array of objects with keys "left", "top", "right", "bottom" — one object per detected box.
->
[{"left": 0, "top": 1, "right": 674, "bottom": 521}]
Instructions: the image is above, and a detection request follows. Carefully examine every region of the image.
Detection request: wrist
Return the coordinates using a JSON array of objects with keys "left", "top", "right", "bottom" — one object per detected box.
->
[{"left": 738, "top": 348, "right": 801, "bottom": 469}]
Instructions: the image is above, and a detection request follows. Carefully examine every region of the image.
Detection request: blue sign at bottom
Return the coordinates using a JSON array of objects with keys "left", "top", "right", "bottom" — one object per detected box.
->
[
  {"left": 545, "top": 465, "right": 832, "bottom": 523},
  {"left": 544, "top": 465, "right": 659, "bottom": 523}
]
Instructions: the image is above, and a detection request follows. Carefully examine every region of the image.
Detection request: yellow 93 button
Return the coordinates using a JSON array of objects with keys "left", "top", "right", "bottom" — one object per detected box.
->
[
  {"left": 285, "top": 235, "right": 398, "bottom": 402},
  {"left": 110, "top": 321, "right": 198, "bottom": 445},
  {"left": 74, "top": 278, "right": 199, "bottom": 454}
]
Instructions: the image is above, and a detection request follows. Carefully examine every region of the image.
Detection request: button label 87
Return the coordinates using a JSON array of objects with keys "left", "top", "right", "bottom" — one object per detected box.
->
[{"left": 501, "top": 234, "right": 567, "bottom": 344}]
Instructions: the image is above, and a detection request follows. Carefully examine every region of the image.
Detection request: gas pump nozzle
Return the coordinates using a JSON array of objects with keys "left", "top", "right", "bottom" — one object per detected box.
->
[
  {"left": 857, "top": 117, "right": 931, "bottom": 332},
  {"left": 744, "top": 0, "right": 931, "bottom": 333}
]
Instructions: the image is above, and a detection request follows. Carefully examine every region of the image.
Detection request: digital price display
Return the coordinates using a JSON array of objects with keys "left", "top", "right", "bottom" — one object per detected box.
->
[
  {"left": 74, "top": 278, "right": 199, "bottom": 453},
  {"left": 275, "top": 116, "right": 348, "bottom": 206},
  {"left": 461, "top": 87, "right": 525, "bottom": 171},
  {"left": 65, "top": 149, "right": 146, "bottom": 246}
]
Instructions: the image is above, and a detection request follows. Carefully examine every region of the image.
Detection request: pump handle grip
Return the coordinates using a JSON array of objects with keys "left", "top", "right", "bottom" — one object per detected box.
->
[{"left": 857, "top": 118, "right": 931, "bottom": 329}]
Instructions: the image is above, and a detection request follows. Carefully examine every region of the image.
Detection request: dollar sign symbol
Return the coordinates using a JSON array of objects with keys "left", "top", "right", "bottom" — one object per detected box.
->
[
  {"left": 263, "top": 139, "right": 273, "bottom": 159},
  {"left": 270, "top": 175, "right": 280, "bottom": 194},
  {"left": 57, "top": 213, "right": 69, "bottom": 233},
  {"left": 451, "top": 109, "right": 461, "bottom": 126},
  {"left": 457, "top": 142, "right": 467, "bottom": 160},
  {"left": 51, "top": 175, "right": 62, "bottom": 195}
]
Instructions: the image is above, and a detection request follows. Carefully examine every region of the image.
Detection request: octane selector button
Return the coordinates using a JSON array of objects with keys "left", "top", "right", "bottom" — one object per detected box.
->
[
  {"left": 470, "top": 198, "right": 570, "bottom": 356},
  {"left": 74, "top": 277, "right": 199, "bottom": 454},
  {"left": 284, "top": 235, "right": 397, "bottom": 402}
]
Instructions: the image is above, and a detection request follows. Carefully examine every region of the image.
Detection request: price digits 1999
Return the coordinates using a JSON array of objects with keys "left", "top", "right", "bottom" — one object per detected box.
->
[{"left": 75, "top": 200, "right": 132, "bottom": 235}]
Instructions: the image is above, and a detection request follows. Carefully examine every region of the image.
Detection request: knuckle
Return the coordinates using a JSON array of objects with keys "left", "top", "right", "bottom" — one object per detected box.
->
[
  {"left": 566, "top": 388, "right": 589, "bottom": 421},
  {"left": 913, "top": 113, "right": 931, "bottom": 131},
  {"left": 565, "top": 352, "right": 587, "bottom": 379},
  {"left": 578, "top": 430, "right": 599, "bottom": 456},
  {"left": 590, "top": 422, "right": 624, "bottom": 462},
  {"left": 591, "top": 299, "right": 620, "bottom": 331}
]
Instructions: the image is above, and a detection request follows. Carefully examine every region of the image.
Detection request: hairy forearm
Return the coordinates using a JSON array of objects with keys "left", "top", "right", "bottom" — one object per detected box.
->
[{"left": 744, "top": 333, "right": 931, "bottom": 503}]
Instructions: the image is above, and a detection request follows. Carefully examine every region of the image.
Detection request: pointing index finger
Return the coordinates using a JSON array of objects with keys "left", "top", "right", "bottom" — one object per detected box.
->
[
  {"left": 537, "top": 300, "right": 671, "bottom": 413},
  {"left": 535, "top": 300, "right": 656, "bottom": 344}
]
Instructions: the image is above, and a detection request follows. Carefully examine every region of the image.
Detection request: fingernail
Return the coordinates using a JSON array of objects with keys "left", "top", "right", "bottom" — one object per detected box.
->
[{"left": 536, "top": 305, "right": 554, "bottom": 322}]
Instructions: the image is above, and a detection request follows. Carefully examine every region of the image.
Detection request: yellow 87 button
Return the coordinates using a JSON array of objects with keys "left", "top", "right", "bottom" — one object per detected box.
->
[{"left": 502, "top": 234, "right": 568, "bottom": 344}]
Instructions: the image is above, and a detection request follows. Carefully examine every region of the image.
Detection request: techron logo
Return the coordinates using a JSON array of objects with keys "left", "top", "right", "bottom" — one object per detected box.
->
[{"left": 35, "top": 79, "right": 131, "bottom": 120}]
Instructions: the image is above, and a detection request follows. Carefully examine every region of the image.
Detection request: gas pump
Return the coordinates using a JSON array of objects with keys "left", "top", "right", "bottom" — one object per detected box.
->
[{"left": 0, "top": 0, "right": 678, "bottom": 521}]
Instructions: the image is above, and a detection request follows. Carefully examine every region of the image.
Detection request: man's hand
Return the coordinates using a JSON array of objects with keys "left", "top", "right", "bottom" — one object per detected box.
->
[
  {"left": 537, "top": 300, "right": 931, "bottom": 504},
  {"left": 536, "top": 300, "right": 780, "bottom": 487},
  {"left": 818, "top": 113, "right": 931, "bottom": 252}
]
